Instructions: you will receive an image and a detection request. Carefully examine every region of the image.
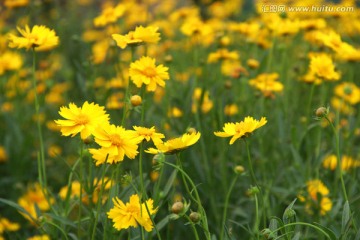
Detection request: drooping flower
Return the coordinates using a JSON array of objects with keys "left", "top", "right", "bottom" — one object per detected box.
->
[
  {"left": 107, "top": 194, "right": 157, "bottom": 232},
  {"left": 89, "top": 124, "right": 142, "bottom": 165},
  {"left": 8, "top": 25, "right": 59, "bottom": 51},
  {"left": 214, "top": 116, "right": 267, "bottom": 144},
  {"left": 129, "top": 56, "right": 169, "bottom": 92},
  {"left": 146, "top": 132, "right": 201, "bottom": 155},
  {"left": 112, "top": 26, "right": 160, "bottom": 49},
  {"left": 55, "top": 101, "right": 109, "bottom": 139}
]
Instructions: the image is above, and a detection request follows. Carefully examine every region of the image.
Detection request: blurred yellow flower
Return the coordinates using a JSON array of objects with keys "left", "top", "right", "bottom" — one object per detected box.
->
[
  {"left": 207, "top": 48, "right": 239, "bottom": 63},
  {"left": 129, "top": 56, "right": 169, "bottom": 92},
  {"left": 18, "top": 183, "right": 54, "bottom": 223},
  {"left": 334, "top": 82, "right": 360, "bottom": 105},
  {"left": 55, "top": 101, "right": 109, "bottom": 139},
  {"left": 0, "top": 51, "right": 23, "bottom": 75},
  {"left": 0, "top": 146, "right": 8, "bottom": 162},
  {"left": 331, "top": 97, "right": 355, "bottom": 115},
  {"left": 112, "top": 26, "right": 160, "bottom": 49},
  {"left": 322, "top": 154, "right": 360, "bottom": 171},
  {"left": 146, "top": 132, "right": 201, "bottom": 155},
  {"left": 93, "top": 3, "right": 126, "bottom": 27},
  {"left": 249, "top": 73, "right": 284, "bottom": 97},
  {"left": 0, "top": 217, "right": 20, "bottom": 233},
  {"left": 89, "top": 124, "right": 142, "bottom": 165},
  {"left": 8, "top": 25, "right": 59, "bottom": 51},
  {"left": 27, "top": 235, "right": 50, "bottom": 240},
  {"left": 303, "top": 179, "right": 332, "bottom": 215},
  {"left": 224, "top": 104, "right": 238, "bottom": 116},
  {"left": 192, "top": 88, "right": 213, "bottom": 113},
  {"left": 214, "top": 116, "right": 267, "bottom": 144},
  {"left": 107, "top": 194, "right": 157, "bottom": 232},
  {"left": 309, "top": 53, "right": 340, "bottom": 81},
  {"left": 247, "top": 58, "right": 259, "bottom": 69},
  {"left": 168, "top": 107, "right": 183, "bottom": 118},
  {"left": 4, "top": 0, "right": 29, "bottom": 8}
]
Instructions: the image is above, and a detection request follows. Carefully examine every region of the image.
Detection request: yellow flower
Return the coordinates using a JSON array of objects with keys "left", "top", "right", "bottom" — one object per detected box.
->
[
  {"left": 207, "top": 48, "right": 239, "bottom": 63},
  {"left": 224, "top": 104, "right": 238, "bottom": 116},
  {"left": 214, "top": 116, "right": 267, "bottom": 144},
  {"left": 168, "top": 107, "right": 183, "bottom": 118},
  {"left": 322, "top": 154, "right": 360, "bottom": 171},
  {"left": 4, "top": 0, "right": 29, "bottom": 8},
  {"left": 0, "top": 146, "right": 8, "bottom": 162},
  {"left": 0, "top": 51, "right": 23, "bottom": 75},
  {"left": 334, "top": 82, "right": 360, "bottom": 105},
  {"left": 27, "top": 235, "right": 50, "bottom": 240},
  {"left": 192, "top": 88, "right": 213, "bottom": 113},
  {"left": 18, "top": 183, "right": 54, "bottom": 223},
  {"left": 129, "top": 56, "right": 169, "bottom": 92},
  {"left": 55, "top": 101, "right": 109, "bottom": 139},
  {"left": 107, "top": 194, "right": 157, "bottom": 232},
  {"left": 304, "top": 179, "right": 332, "bottom": 215},
  {"left": 8, "top": 25, "right": 59, "bottom": 51},
  {"left": 309, "top": 53, "right": 340, "bottom": 81},
  {"left": 93, "top": 3, "right": 126, "bottom": 27},
  {"left": 0, "top": 218, "right": 20, "bottom": 233},
  {"left": 247, "top": 58, "right": 260, "bottom": 69},
  {"left": 131, "top": 126, "right": 165, "bottom": 145},
  {"left": 331, "top": 97, "right": 355, "bottom": 115},
  {"left": 249, "top": 73, "right": 284, "bottom": 97},
  {"left": 112, "top": 26, "right": 160, "bottom": 49},
  {"left": 146, "top": 132, "right": 201, "bottom": 155},
  {"left": 89, "top": 124, "right": 142, "bottom": 165}
]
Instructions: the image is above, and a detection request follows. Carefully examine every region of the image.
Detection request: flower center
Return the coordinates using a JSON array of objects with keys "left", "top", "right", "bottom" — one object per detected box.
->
[
  {"left": 343, "top": 85, "right": 353, "bottom": 95},
  {"left": 75, "top": 114, "right": 89, "bottom": 125},
  {"left": 127, "top": 205, "right": 140, "bottom": 214},
  {"left": 109, "top": 134, "right": 122, "bottom": 146},
  {"left": 143, "top": 67, "right": 157, "bottom": 77}
]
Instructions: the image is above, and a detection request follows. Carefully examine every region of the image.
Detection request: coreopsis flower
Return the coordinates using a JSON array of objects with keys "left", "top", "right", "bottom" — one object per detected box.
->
[
  {"left": 331, "top": 97, "right": 355, "bottom": 115},
  {"left": 18, "top": 183, "right": 54, "bottom": 223},
  {"left": 146, "top": 132, "right": 201, "bottom": 155},
  {"left": 214, "top": 116, "right": 267, "bottom": 144},
  {"left": 0, "top": 146, "right": 8, "bottom": 162},
  {"left": 207, "top": 48, "right": 239, "bottom": 63},
  {"left": 0, "top": 217, "right": 20, "bottom": 234},
  {"left": 112, "top": 26, "right": 160, "bottom": 49},
  {"left": 335, "top": 42, "right": 360, "bottom": 62},
  {"left": 309, "top": 53, "right": 340, "bottom": 81},
  {"left": 322, "top": 154, "right": 360, "bottom": 171},
  {"left": 130, "top": 126, "right": 165, "bottom": 145},
  {"left": 129, "top": 56, "right": 169, "bottom": 92},
  {"left": 55, "top": 101, "right": 109, "bottom": 139},
  {"left": 93, "top": 3, "right": 126, "bottom": 27},
  {"left": 4, "top": 0, "right": 29, "bottom": 8},
  {"left": 249, "top": 73, "right": 284, "bottom": 97},
  {"left": 247, "top": 58, "right": 260, "bottom": 69},
  {"left": 107, "top": 194, "right": 157, "bottom": 232},
  {"left": 192, "top": 88, "right": 213, "bottom": 113},
  {"left": 27, "top": 235, "right": 50, "bottom": 240},
  {"left": 8, "top": 25, "right": 59, "bottom": 51},
  {"left": 334, "top": 82, "right": 360, "bottom": 105},
  {"left": 89, "top": 124, "right": 142, "bottom": 165},
  {"left": 168, "top": 107, "right": 183, "bottom": 118},
  {"left": 224, "top": 104, "right": 238, "bottom": 116},
  {"left": 300, "top": 179, "right": 332, "bottom": 215},
  {"left": 0, "top": 51, "right": 23, "bottom": 75}
]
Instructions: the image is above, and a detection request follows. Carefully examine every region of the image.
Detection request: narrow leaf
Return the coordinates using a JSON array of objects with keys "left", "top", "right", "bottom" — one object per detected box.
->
[{"left": 341, "top": 200, "right": 350, "bottom": 234}]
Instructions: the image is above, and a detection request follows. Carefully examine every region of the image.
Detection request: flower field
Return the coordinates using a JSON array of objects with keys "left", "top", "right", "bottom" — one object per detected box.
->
[{"left": 1, "top": 0, "right": 360, "bottom": 239}]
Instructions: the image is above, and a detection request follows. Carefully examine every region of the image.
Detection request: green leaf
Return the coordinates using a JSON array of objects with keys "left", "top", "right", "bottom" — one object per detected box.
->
[
  {"left": 162, "top": 169, "right": 178, "bottom": 197},
  {"left": 313, "top": 222, "right": 337, "bottom": 240},
  {"left": 341, "top": 200, "right": 350, "bottom": 234},
  {"left": 291, "top": 232, "right": 301, "bottom": 240},
  {"left": 355, "top": 227, "right": 360, "bottom": 240},
  {"left": 0, "top": 198, "right": 37, "bottom": 222},
  {"left": 269, "top": 219, "right": 278, "bottom": 237}
]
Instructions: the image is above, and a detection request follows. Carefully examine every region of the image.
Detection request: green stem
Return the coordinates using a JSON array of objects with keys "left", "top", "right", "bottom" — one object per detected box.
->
[
  {"left": 164, "top": 159, "right": 211, "bottom": 239},
  {"left": 77, "top": 141, "right": 84, "bottom": 237},
  {"left": 220, "top": 175, "right": 238, "bottom": 240},
  {"left": 244, "top": 139, "right": 267, "bottom": 228},
  {"left": 271, "top": 222, "right": 332, "bottom": 239},
  {"left": 184, "top": 214, "right": 200, "bottom": 240},
  {"left": 325, "top": 116, "right": 348, "bottom": 201},
  {"left": 253, "top": 194, "right": 259, "bottom": 240}
]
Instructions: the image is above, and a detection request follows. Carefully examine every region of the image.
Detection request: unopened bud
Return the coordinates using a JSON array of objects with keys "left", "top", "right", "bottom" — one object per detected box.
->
[
  {"left": 130, "top": 95, "right": 142, "bottom": 107},
  {"left": 234, "top": 165, "right": 245, "bottom": 174},
  {"left": 315, "top": 106, "right": 329, "bottom": 118},
  {"left": 189, "top": 212, "right": 201, "bottom": 223},
  {"left": 82, "top": 136, "right": 93, "bottom": 145},
  {"left": 187, "top": 127, "right": 197, "bottom": 134},
  {"left": 171, "top": 201, "right": 184, "bottom": 214}
]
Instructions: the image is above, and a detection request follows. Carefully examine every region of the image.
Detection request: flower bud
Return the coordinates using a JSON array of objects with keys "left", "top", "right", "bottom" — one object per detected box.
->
[
  {"left": 82, "top": 135, "right": 93, "bottom": 145},
  {"left": 315, "top": 106, "right": 329, "bottom": 118},
  {"left": 171, "top": 201, "right": 184, "bottom": 214},
  {"left": 224, "top": 80, "right": 232, "bottom": 89},
  {"left": 234, "top": 165, "right": 244, "bottom": 174},
  {"left": 187, "top": 127, "right": 197, "bottom": 134},
  {"left": 189, "top": 212, "right": 201, "bottom": 223},
  {"left": 130, "top": 95, "right": 142, "bottom": 107}
]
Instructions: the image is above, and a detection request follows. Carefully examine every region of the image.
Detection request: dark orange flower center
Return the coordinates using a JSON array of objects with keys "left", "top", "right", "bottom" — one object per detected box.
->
[
  {"left": 143, "top": 67, "right": 157, "bottom": 78},
  {"left": 75, "top": 114, "right": 89, "bottom": 125}
]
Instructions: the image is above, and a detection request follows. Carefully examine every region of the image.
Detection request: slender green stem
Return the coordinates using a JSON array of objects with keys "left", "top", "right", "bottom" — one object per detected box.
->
[
  {"left": 32, "top": 49, "right": 46, "bottom": 188},
  {"left": 91, "top": 164, "right": 107, "bottom": 240},
  {"left": 244, "top": 139, "right": 267, "bottom": 228},
  {"left": 184, "top": 214, "right": 200, "bottom": 240},
  {"left": 220, "top": 175, "right": 238, "bottom": 240},
  {"left": 77, "top": 141, "right": 84, "bottom": 237},
  {"left": 253, "top": 194, "right": 259, "bottom": 240},
  {"left": 271, "top": 222, "right": 332, "bottom": 239},
  {"left": 325, "top": 116, "right": 348, "bottom": 201}
]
